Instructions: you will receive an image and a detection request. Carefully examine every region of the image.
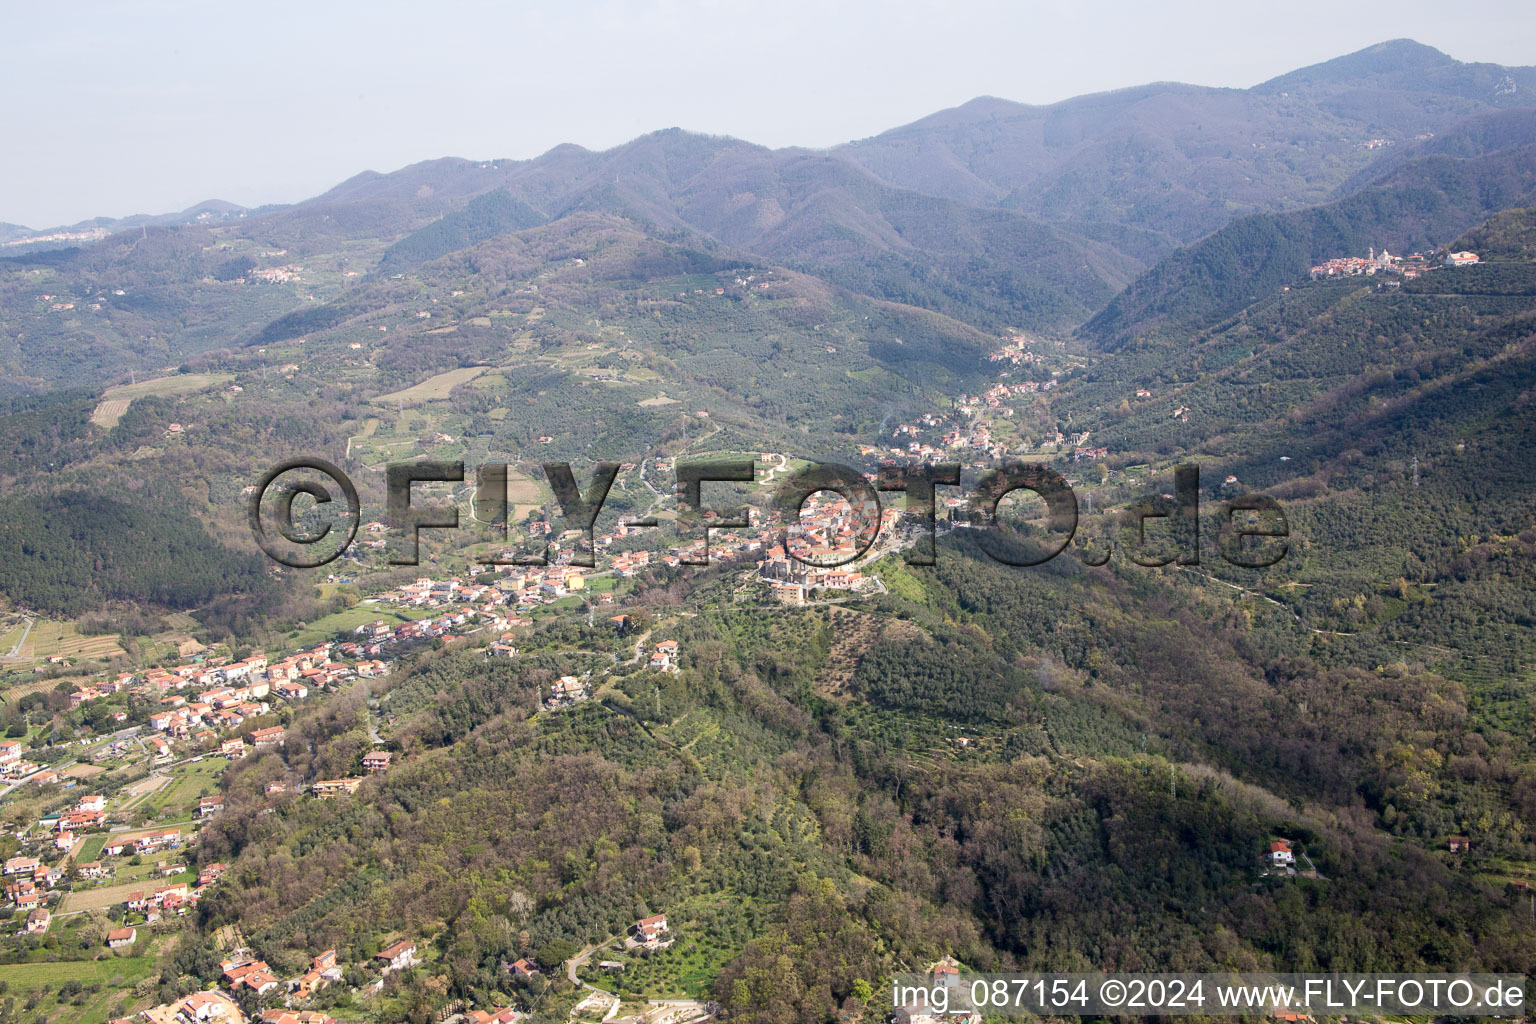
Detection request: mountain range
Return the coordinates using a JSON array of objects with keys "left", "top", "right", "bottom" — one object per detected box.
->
[{"left": 6, "top": 40, "right": 1534, "bottom": 345}]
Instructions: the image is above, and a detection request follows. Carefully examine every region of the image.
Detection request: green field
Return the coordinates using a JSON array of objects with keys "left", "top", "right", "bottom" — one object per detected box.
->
[
  {"left": 375, "top": 365, "right": 488, "bottom": 405},
  {"left": 0, "top": 956, "right": 157, "bottom": 1024},
  {"left": 15, "top": 620, "right": 126, "bottom": 662},
  {"left": 101, "top": 373, "right": 235, "bottom": 401},
  {"left": 288, "top": 604, "right": 436, "bottom": 648},
  {"left": 90, "top": 372, "right": 235, "bottom": 429},
  {"left": 75, "top": 833, "right": 108, "bottom": 863},
  {"left": 136, "top": 760, "right": 224, "bottom": 819}
]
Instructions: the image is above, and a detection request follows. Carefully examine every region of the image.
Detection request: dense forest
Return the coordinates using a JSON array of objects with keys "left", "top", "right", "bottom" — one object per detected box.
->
[{"left": 0, "top": 492, "right": 270, "bottom": 617}]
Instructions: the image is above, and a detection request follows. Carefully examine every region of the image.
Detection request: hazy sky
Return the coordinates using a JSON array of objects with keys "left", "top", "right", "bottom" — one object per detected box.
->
[{"left": 3, "top": 0, "right": 1533, "bottom": 228}]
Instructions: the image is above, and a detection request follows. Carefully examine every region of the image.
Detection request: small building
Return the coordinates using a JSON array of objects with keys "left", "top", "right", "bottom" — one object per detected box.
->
[
  {"left": 1449, "top": 836, "right": 1471, "bottom": 853},
  {"left": 362, "top": 751, "right": 392, "bottom": 773},
  {"left": 1268, "top": 839, "right": 1294, "bottom": 868},
  {"left": 25, "top": 908, "right": 50, "bottom": 934},
  {"left": 312, "top": 778, "right": 363, "bottom": 798},
  {"left": 107, "top": 926, "right": 137, "bottom": 948},
  {"left": 464, "top": 1010, "right": 522, "bottom": 1024}
]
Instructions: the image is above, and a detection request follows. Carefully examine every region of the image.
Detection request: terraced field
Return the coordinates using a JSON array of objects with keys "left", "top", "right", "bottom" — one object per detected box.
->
[{"left": 17, "top": 619, "right": 125, "bottom": 661}]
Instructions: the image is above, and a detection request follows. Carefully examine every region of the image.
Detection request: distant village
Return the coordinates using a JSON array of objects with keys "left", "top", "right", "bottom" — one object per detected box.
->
[{"left": 1309, "top": 245, "right": 1480, "bottom": 280}]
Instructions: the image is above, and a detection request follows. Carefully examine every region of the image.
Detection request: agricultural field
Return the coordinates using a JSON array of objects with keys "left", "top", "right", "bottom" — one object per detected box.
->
[
  {"left": 15, "top": 620, "right": 126, "bottom": 662},
  {"left": 0, "top": 676, "right": 65, "bottom": 705},
  {"left": 74, "top": 832, "right": 111, "bottom": 863},
  {"left": 88, "top": 372, "right": 235, "bottom": 429},
  {"left": 88, "top": 397, "right": 131, "bottom": 429},
  {"left": 503, "top": 467, "right": 546, "bottom": 521},
  {"left": 115, "top": 774, "right": 170, "bottom": 814},
  {"left": 287, "top": 603, "right": 437, "bottom": 649},
  {"left": 374, "top": 365, "right": 488, "bottom": 405},
  {"left": 0, "top": 621, "right": 26, "bottom": 653},
  {"left": 133, "top": 759, "right": 223, "bottom": 820},
  {"left": 59, "top": 879, "right": 162, "bottom": 914}
]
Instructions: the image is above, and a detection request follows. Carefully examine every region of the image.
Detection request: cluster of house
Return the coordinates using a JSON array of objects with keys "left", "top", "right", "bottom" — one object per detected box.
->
[
  {"left": 127, "top": 877, "right": 195, "bottom": 922},
  {"left": 987, "top": 335, "right": 1048, "bottom": 366},
  {"left": 671, "top": 270, "right": 775, "bottom": 300},
  {"left": 645, "top": 639, "right": 681, "bottom": 673},
  {"left": 104, "top": 986, "right": 342, "bottom": 1023},
  {"left": 220, "top": 948, "right": 341, "bottom": 1000},
  {"left": 5, "top": 853, "right": 61, "bottom": 924},
  {"left": 65, "top": 645, "right": 379, "bottom": 756},
  {"left": 5, "top": 808, "right": 204, "bottom": 933},
  {"left": 5, "top": 851, "right": 62, "bottom": 936},
  {"left": 756, "top": 492, "right": 896, "bottom": 603},
  {"left": 856, "top": 333, "right": 1087, "bottom": 469},
  {"left": 1309, "top": 246, "right": 1478, "bottom": 281},
  {"left": 125, "top": 942, "right": 415, "bottom": 1022},
  {"left": 108, "top": 988, "right": 249, "bottom": 1023},
  {"left": 371, "top": 566, "right": 592, "bottom": 621},
  {"left": 40, "top": 790, "right": 106, "bottom": 853}
]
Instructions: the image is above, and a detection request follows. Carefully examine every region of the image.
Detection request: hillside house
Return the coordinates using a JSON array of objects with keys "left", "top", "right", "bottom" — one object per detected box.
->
[
  {"left": 1268, "top": 839, "right": 1294, "bottom": 868},
  {"left": 136, "top": 829, "right": 181, "bottom": 853},
  {"left": 376, "top": 939, "right": 418, "bottom": 972},
  {"left": 177, "top": 990, "right": 246, "bottom": 1022},
  {"left": 250, "top": 726, "right": 285, "bottom": 749},
  {"left": 107, "top": 926, "right": 137, "bottom": 948},
  {"left": 635, "top": 913, "right": 669, "bottom": 943}
]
